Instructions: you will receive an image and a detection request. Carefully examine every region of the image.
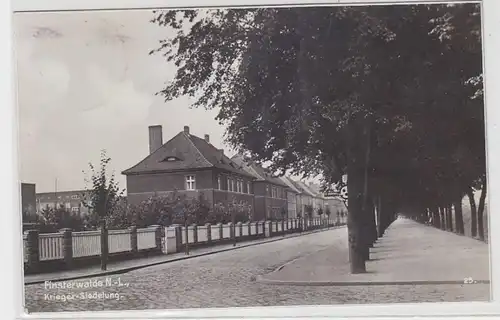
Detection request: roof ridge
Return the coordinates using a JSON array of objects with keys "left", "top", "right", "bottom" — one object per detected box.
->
[
  {"left": 183, "top": 132, "right": 214, "bottom": 168},
  {"left": 122, "top": 131, "right": 186, "bottom": 174}
]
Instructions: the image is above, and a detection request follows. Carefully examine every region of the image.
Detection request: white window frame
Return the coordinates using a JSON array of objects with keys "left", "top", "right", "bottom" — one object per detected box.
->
[
  {"left": 247, "top": 182, "right": 251, "bottom": 194},
  {"left": 71, "top": 195, "right": 79, "bottom": 200},
  {"left": 217, "top": 176, "right": 222, "bottom": 190},
  {"left": 186, "top": 175, "right": 196, "bottom": 191}
]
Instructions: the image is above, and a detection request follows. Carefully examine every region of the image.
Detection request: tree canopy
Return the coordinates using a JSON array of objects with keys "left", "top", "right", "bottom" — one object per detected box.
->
[{"left": 150, "top": 3, "right": 486, "bottom": 270}]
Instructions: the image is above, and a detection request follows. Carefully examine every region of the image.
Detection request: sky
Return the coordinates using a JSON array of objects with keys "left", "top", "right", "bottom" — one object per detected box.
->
[{"left": 14, "top": 9, "right": 233, "bottom": 193}]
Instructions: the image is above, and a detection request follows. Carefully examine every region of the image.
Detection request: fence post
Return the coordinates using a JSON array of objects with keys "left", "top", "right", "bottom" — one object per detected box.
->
[
  {"left": 217, "top": 223, "right": 223, "bottom": 241},
  {"left": 192, "top": 224, "right": 198, "bottom": 244},
  {"left": 165, "top": 226, "right": 178, "bottom": 254},
  {"left": 265, "top": 221, "right": 272, "bottom": 237},
  {"left": 25, "top": 230, "right": 39, "bottom": 272},
  {"left": 129, "top": 226, "right": 138, "bottom": 255},
  {"left": 172, "top": 225, "right": 182, "bottom": 253},
  {"left": 60, "top": 228, "right": 73, "bottom": 269},
  {"left": 205, "top": 223, "right": 212, "bottom": 244}
]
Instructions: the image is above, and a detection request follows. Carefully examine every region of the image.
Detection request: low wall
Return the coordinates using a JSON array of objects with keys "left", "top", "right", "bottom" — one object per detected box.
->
[{"left": 23, "top": 218, "right": 342, "bottom": 274}]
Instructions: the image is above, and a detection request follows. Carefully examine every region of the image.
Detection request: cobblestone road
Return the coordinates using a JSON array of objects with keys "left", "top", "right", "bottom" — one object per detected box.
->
[{"left": 24, "top": 228, "right": 489, "bottom": 313}]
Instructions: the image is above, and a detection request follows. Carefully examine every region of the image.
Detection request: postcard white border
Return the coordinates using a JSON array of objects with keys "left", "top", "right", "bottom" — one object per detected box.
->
[{"left": 5, "top": 0, "right": 500, "bottom": 319}]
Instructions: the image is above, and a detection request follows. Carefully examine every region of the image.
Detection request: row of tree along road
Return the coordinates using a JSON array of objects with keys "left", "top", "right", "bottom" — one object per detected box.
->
[{"left": 148, "top": 4, "right": 487, "bottom": 273}]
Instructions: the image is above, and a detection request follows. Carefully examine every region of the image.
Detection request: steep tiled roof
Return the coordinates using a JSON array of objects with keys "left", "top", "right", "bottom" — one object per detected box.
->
[
  {"left": 122, "top": 131, "right": 253, "bottom": 178},
  {"left": 307, "top": 183, "right": 325, "bottom": 198},
  {"left": 279, "top": 176, "right": 301, "bottom": 194},
  {"left": 293, "top": 180, "right": 316, "bottom": 197},
  {"left": 231, "top": 155, "right": 288, "bottom": 188}
]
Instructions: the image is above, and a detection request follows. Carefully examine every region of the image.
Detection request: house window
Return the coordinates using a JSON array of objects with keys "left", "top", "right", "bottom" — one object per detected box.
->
[
  {"left": 272, "top": 187, "right": 277, "bottom": 198},
  {"left": 247, "top": 182, "right": 251, "bottom": 194},
  {"left": 232, "top": 179, "right": 236, "bottom": 192},
  {"left": 65, "top": 202, "right": 71, "bottom": 209},
  {"left": 186, "top": 175, "right": 196, "bottom": 190},
  {"left": 227, "top": 178, "right": 231, "bottom": 191},
  {"left": 237, "top": 180, "right": 242, "bottom": 193},
  {"left": 217, "top": 176, "right": 222, "bottom": 190},
  {"left": 71, "top": 207, "right": 79, "bottom": 213},
  {"left": 71, "top": 195, "right": 79, "bottom": 200},
  {"left": 266, "top": 185, "right": 269, "bottom": 196}
]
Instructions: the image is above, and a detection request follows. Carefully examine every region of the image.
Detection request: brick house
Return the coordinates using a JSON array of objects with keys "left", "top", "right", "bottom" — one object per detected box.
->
[
  {"left": 36, "top": 190, "right": 91, "bottom": 216},
  {"left": 307, "top": 182, "right": 327, "bottom": 216},
  {"left": 231, "top": 155, "right": 288, "bottom": 220},
  {"left": 279, "top": 176, "right": 302, "bottom": 219},
  {"left": 292, "top": 180, "right": 315, "bottom": 217},
  {"left": 122, "top": 125, "right": 256, "bottom": 220}
]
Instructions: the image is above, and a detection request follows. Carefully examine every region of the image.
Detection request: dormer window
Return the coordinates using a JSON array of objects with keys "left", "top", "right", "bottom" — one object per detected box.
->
[{"left": 165, "top": 157, "right": 178, "bottom": 162}]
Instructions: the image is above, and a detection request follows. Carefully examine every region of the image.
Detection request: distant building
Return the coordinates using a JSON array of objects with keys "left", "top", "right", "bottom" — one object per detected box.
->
[
  {"left": 279, "top": 176, "right": 302, "bottom": 219},
  {"left": 293, "top": 180, "right": 316, "bottom": 217},
  {"left": 306, "top": 182, "right": 327, "bottom": 215},
  {"left": 231, "top": 155, "right": 289, "bottom": 220},
  {"left": 122, "top": 125, "right": 256, "bottom": 219},
  {"left": 21, "top": 183, "right": 36, "bottom": 220},
  {"left": 36, "top": 190, "right": 91, "bottom": 216}
]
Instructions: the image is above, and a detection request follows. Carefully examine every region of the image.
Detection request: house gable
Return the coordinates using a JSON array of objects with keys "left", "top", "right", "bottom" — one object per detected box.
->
[{"left": 122, "top": 132, "right": 213, "bottom": 175}]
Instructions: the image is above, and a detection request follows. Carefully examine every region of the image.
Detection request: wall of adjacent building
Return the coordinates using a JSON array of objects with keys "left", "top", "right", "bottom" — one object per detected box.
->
[{"left": 21, "top": 183, "right": 36, "bottom": 219}]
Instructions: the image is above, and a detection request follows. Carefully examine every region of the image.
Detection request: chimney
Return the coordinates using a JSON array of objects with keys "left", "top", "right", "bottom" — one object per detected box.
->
[
  {"left": 148, "top": 125, "right": 163, "bottom": 154},
  {"left": 183, "top": 126, "right": 190, "bottom": 134},
  {"left": 204, "top": 134, "right": 210, "bottom": 143}
]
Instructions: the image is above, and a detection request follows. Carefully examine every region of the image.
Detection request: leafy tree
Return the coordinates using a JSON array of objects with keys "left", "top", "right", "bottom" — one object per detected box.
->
[
  {"left": 212, "top": 197, "right": 253, "bottom": 224},
  {"left": 151, "top": 4, "right": 484, "bottom": 272},
  {"left": 82, "top": 150, "right": 125, "bottom": 229},
  {"left": 317, "top": 207, "right": 324, "bottom": 217},
  {"left": 304, "top": 204, "right": 313, "bottom": 220}
]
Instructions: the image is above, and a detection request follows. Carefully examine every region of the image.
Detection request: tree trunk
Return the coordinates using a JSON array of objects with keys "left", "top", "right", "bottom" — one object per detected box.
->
[
  {"left": 443, "top": 207, "right": 447, "bottom": 230},
  {"left": 433, "top": 207, "right": 441, "bottom": 229},
  {"left": 454, "top": 196, "right": 464, "bottom": 235},
  {"left": 367, "top": 200, "right": 377, "bottom": 248},
  {"left": 477, "top": 178, "right": 487, "bottom": 241},
  {"left": 446, "top": 206, "right": 453, "bottom": 232},
  {"left": 376, "top": 196, "right": 382, "bottom": 237},
  {"left": 439, "top": 207, "right": 446, "bottom": 230},
  {"left": 467, "top": 187, "right": 478, "bottom": 238},
  {"left": 347, "top": 167, "right": 367, "bottom": 273}
]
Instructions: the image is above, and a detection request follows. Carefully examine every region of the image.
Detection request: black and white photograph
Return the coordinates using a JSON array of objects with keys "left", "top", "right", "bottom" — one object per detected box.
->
[{"left": 14, "top": 1, "right": 491, "bottom": 314}]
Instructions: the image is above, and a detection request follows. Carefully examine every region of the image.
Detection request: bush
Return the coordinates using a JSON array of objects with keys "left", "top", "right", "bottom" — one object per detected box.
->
[{"left": 38, "top": 205, "right": 86, "bottom": 231}]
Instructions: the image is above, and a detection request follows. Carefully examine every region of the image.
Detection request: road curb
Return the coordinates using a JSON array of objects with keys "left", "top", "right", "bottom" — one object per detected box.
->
[
  {"left": 255, "top": 276, "right": 491, "bottom": 286},
  {"left": 25, "top": 226, "right": 345, "bottom": 285}
]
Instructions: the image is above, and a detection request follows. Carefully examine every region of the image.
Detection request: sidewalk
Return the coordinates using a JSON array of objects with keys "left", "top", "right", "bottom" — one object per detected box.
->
[
  {"left": 257, "top": 218, "right": 490, "bottom": 286},
  {"left": 24, "top": 226, "right": 341, "bottom": 285}
]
